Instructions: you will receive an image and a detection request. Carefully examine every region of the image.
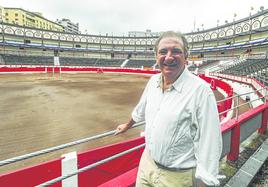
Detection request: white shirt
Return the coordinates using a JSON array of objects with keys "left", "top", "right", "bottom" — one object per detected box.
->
[{"left": 132, "top": 68, "right": 222, "bottom": 186}]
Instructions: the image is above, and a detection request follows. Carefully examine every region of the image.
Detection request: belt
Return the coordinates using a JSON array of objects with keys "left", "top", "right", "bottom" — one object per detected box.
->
[{"left": 154, "top": 161, "right": 193, "bottom": 172}]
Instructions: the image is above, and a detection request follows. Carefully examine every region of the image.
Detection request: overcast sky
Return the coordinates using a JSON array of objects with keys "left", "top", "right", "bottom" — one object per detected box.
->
[{"left": 1, "top": 0, "right": 268, "bottom": 35}]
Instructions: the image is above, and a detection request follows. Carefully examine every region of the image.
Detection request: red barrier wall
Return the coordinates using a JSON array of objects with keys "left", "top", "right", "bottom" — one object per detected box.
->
[
  {"left": 0, "top": 159, "right": 62, "bottom": 187},
  {"left": 0, "top": 66, "right": 46, "bottom": 72},
  {"left": 199, "top": 74, "right": 233, "bottom": 118},
  {"left": 0, "top": 138, "right": 144, "bottom": 187},
  {"left": 78, "top": 137, "right": 144, "bottom": 187}
]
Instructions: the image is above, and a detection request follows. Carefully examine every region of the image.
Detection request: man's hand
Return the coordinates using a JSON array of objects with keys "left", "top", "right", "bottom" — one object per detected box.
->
[
  {"left": 114, "top": 118, "right": 136, "bottom": 135},
  {"left": 114, "top": 123, "right": 130, "bottom": 135}
]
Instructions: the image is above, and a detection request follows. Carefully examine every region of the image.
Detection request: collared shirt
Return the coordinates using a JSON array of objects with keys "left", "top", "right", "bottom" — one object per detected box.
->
[{"left": 132, "top": 68, "right": 222, "bottom": 186}]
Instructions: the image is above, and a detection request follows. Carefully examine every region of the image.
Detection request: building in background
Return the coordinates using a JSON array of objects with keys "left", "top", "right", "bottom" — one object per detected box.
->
[
  {"left": 56, "top": 18, "right": 79, "bottom": 34},
  {"left": 128, "top": 29, "right": 162, "bottom": 37},
  {"left": 0, "top": 6, "right": 3, "bottom": 22},
  {"left": 0, "top": 6, "right": 5, "bottom": 22},
  {"left": 1, "top": 7, "right": 63, "bottom": 32}
]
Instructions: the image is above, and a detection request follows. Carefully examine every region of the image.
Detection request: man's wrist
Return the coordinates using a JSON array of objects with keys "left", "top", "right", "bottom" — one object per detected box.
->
[{"left": 127, "top": 119, "right": 136, "bottom": 128}]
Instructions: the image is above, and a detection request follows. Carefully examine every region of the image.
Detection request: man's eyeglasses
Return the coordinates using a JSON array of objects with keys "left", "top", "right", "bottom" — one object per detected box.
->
[{"left": 158, "top": 47, "right": 183, "bottom": 56}]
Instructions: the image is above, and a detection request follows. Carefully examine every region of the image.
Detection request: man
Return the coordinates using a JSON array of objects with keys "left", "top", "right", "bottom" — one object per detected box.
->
[{"left": 115, "top": 31, "right": 222, "bottom": 187}]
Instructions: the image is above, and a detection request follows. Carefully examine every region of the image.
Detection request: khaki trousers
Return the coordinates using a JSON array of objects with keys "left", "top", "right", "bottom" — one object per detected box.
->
[{"left": 136, "top": 150, "right": 194, "bottom": 187}]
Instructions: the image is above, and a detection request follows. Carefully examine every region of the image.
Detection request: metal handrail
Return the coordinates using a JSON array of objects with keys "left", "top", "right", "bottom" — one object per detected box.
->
[
  {"left": 37, "top": 143, "right": 145, "bottom": 187},
  {"left": 217, "top": 87, "right": 267, "bottom": 103},
  {"left": 0, "top": 121, "right": 145, "bottom": 167},
  {"left": 219, "top": 94, "right": 267, "bottom": 116}
]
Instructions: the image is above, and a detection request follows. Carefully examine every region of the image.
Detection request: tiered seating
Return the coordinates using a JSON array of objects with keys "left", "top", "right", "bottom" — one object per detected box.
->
[
  {"left": 1, "top": 54, "right": 54, "bottom": 66},
  {"left": 124, "top": 59, "right": 155, "bottom": 68},
  {"left": 60, "top": 57, "right": 98, "bottom": 66},
  {"left": 213, "top": 54, "right": 268, "bottom": 86},
  {"left": 220, "top": 57, "right": 268, "bottom": 76},
  {"left": 94, "top": 59, "right": 123, "bottom": 67},
  {"left": 0, "top": 54, "right": 156, "bottom": 68},
  {"left": 197, "top": 60, "right": 220, "bottom": 72},
  {"left": 60, "top": 58, "right": 155, "bottom": 67}
]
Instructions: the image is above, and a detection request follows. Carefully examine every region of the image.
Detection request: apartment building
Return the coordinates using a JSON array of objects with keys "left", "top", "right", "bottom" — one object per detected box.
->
[{"left": 2, "top": 7, "right": 64, "bottom": 32}]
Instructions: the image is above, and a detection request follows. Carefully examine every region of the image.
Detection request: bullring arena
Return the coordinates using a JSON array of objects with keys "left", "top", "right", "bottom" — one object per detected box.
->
[{"left": 1, "top": 69, "right": 248, "bottom": 173}]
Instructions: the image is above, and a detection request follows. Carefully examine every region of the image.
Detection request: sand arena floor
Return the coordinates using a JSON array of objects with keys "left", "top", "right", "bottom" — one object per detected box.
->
[{"left": 0, "top": 72, "right": 149, "bottom": 173}]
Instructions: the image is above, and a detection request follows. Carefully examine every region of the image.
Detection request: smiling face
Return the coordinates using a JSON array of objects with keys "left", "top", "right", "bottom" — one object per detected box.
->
[{"left": 156, "top": 36, "right": 187, "bottom": 84}]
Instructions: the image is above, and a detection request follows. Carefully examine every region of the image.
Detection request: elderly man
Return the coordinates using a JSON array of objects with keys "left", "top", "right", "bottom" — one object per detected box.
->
[{"left": 115, "top": 31, "right": 222, "bottom": 187}]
